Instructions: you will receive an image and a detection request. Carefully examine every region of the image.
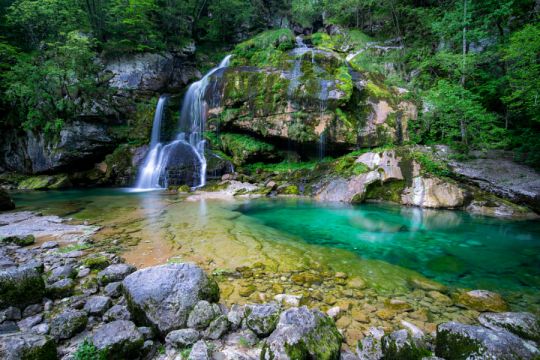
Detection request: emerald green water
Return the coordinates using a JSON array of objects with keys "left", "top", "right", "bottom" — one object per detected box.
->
[
  {"left": 11, "top": 189, "right": 540, "bottom": 300},
  {"left": 237, "top": 199, "right": 540, "bottom": 296}
]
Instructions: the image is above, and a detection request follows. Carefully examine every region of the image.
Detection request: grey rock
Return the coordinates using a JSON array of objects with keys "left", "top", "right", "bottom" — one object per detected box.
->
[
  {"left": 122, "top": 263, "right": 219, "bottom": 335},
  {"left": 104, "top": 281, "right": 123, "bottom": 298},
  {"left": 142, "top": 339, "right": 155, "bottom": 357},
  {"left": 31, "top": 323, "right": 49, "bottom": 335},
  {"left": 138, "top": 326, "right": 153, "bottom": 340},
  {"left": 478, "top": 312, "right": 540, "bottom": 342},
  {"left": 92, "top": 320, "right": 144, "bottom": 359},
  {"left": 22, "top": 304, "right": 43, "bottom": 318},
  {"left": 0, "top": 332, "right": 56, "bottom": 360},
  {"left": 98, "top": 263, "right": 135, "bottom": 285},
  {"left": 165, "top": 328, "right": 200, "bottom": 348},
  {"left": 41, "top": 241, "right": 58, "bottom": 249},
  {"left": 382, "top": 329, "right": 429, "bottom": 359},
  {"left": 46, "top": 278, "right": 74, "bottom": 299},
  {"left": 49, "top": 310, "right": 88, "bottom": 340},
  {"left": 0, "top": 265, "right": 45, "bottom": 308},
  {"left": 103, "top": 304, "right": 131, "bottom": 322},
  {"left": 341, "top": 350, "right": 360, "bottom": 360},
  {"left": 0, "top": 322, "right": 19, "bottom": 335},
  {"left": 224, "top": 329, "right": 259, "bottom": 348},
  {"left": 0, "top": 307, "right": 21, "bottom": 322},
  {"left": 64, "top": 250, "right": 84, "bottom": 258},
  {"left": 83, "top": 295, "right": 112, "bottom": 316},
  {"left": 203, "top": 315, "right": 230, "bottom": 340},
  {"left": 227, "top": 304, "right": 246, "bottom": 330},
  {"left": 77, "top": 267, "right": 90, "bottom": 278},
  {"left": 187, "top": 300, "right": 219, "bottom": 330},
  {"left": 261, "top": 306, "right": 342, "bottom": 360},
  {"left": 17, "top": 314, "right": 43, "bottom": 331},
  {"left": 189, "top": 340, "right": 211, "bottom": 360},
  {"left": 48, "top": 265, "right": 76, "bottom": 283},
  {"left": 436, "top": 321, "right": 539, "bottom": 360},
  {"left": 245, "top": 303, "right": 280, "bottom": 337}
]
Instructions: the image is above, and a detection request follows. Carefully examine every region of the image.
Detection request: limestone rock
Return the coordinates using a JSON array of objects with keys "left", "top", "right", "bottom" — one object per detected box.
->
[
  {"left": 478, "top": 312, "right": 540, "bottom": 342},
  {"left": 456, "top": 290, "right": 508, "bottom": 312},
  {"left": 435, "top": 321, "right": 539, "bottom": 360},
  {"left": 97, "top": 264, "right": 136, "bottom": 285},
  {"left": 0, "top": 265, "right": 45, "bottom": 308},
  {"left": 104, "top": 282, "right": 123, "bottom": 298},
  {"left": 382, "top": 329, "right": 430, "bottom": 359},
  {"left": 92, "top": 320, "right": 144, "bottom": 359},
  {"left": 0, "top": 332, "right": 56, "bottom": 360},
  {"left": 165, "top": 328, "right": 200, "bottom": 348},
  {"left": 189, "top": 340, "right": 211, "bottom": 360},
  {"left": 203, "top": 315, "right": 230, "bottom": 340},
  {"left": 84, "top": 295, "right": 112, "bottom": 316},
  {"left": 49, "top": 310, "right": 88, "bottom": 340},
  {"left": 122, "top": 263, "right": 219, "bottom": 335},
  {"left": 187, "top": 300, "right": 220, "bottom": 330},
  {"left": 401, "top": 176, "right": 465, "bottom": 209},
  {"left": 261, "top": 306, "right": 342, "bottom": 360},
  {"left": 356, "top": 327, "right": 384, "bottom": 360},
  {"left": 245, "top": 303, "right": 281, "bottom": 337},
  {"left": 46, "top": 278, "right": 74, "bottom": 299},
  {"left": 103, "top": 305, "right": 132, "bottom": 322}
]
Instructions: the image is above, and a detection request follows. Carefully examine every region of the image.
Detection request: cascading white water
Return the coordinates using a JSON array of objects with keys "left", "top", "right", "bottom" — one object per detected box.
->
[
  {"left": 134, "top": 55, "right": 232, "bottom": 190},
  {"left": 318, "top": 80, "right": 329, "bottom": 159},
  {"left": 135, "top": 95, "right": 169, "bottom": 189}
]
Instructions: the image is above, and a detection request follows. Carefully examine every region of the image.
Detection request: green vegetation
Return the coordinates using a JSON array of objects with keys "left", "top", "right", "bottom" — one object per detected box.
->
[
  {"left": 245, "top": 160, "right": 320, "bottom": 173},
  {"left": 233, "top": 29, "right": 294, "bottom": 67},
  {"left": 220, "top": 133, "right": 277, "bottom": 166},
  {"left": 74, "top": 339, "right": 107, "bottom": 360}
]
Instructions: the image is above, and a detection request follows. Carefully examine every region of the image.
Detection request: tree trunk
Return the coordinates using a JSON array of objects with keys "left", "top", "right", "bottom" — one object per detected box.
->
[{"left": 460, "top": 0, "right": 468, "bottom": 145}]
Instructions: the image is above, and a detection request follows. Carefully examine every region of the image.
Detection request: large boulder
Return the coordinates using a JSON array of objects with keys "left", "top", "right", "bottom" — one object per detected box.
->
[
  {"left": 244, "top": 303, "right": 281, "bottom": 337},
  {"left": 261, "top": 306, "right": 342, "bottom": 360},
  {"left": 435, "top": 321, "right": 539, "bottom": 360},
  {"left": 49, "top": 310, "right": 88, "bottom": 340},
  {"left": 0, "top": 332, "right": 56, "bottom": 360},
  {"left": 0, "top": 265, "right": 45, "bottom": 309},
  {"left": 0, "top": 190, "right": 15, "bottom": 211},
  {"left": 97, "top": 264, "right": 136, "bottom": 285},
  {"left": 478, "top": 312, "right": 540, "bottom": 342},
  {"left": 122, "top": 263, "right": 219, "bottom": 335},
  {"left": 92, "top": 320, "right": 144, "bottom": 359},
  {"left": 401, "top": 176, "right": 465, "bottom": 209}
]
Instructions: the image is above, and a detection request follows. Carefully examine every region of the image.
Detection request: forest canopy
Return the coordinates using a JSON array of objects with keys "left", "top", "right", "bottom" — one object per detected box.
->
[{"left": 0, "top": 0, "right": 539, "bottom": 166}]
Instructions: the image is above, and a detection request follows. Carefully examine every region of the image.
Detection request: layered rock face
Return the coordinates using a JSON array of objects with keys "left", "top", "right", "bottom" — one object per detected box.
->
[{"left": 206, "top": 29, "right": 417, "bottom": 156}]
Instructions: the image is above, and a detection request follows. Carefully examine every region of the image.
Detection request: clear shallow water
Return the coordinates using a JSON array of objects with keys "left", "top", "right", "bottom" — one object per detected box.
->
[
  {"left": 237, "top": 199, "right": 540, "bottom": 295},
  {"left": 11, "top": 189, "right": 540, "bottom": 299}
]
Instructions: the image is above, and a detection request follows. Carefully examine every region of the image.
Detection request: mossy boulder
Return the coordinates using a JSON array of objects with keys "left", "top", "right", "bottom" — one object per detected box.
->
[
  {"left": 435, "top": 321, "right": 539, "bottom": 360},
  {"left": 82, "top": 255, "right": 111, "bottom": 270},
  {"left": 381, "top": 329, "right": 431, "bottom": 359},
  {"left": 92, "top": 320, "right": 144, "bottom": 360},
  {"left": 219, "top": 133, "right": 279, "bottom": 166},
  {"left": 49, "top": 310, "right": 88, "bottom": 340},
  {"left": 478, "top": 312, "right": 540, "bottom": 342},
  {"left": 261, "top": 306, "right": 342, "bottom": 360},
  {"left": 0, "top": 265, "right": 45, "bottom": 309},
  {"left": 244, "top": 303, "right": 280, "bottom": 337},
  {"left": 0, "top": 332, "right": 57, "bottom": 360},
  {"left": 455, "top": 290, "right": 508, "bottom": 312},
  {"left": 1, "top": 235, "right": 35, "bottom": 247}
]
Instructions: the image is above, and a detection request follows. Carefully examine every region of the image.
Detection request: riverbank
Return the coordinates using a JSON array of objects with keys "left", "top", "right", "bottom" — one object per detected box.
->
[{"left": 0, "top": 228, "right": 539, "bottom": 359}]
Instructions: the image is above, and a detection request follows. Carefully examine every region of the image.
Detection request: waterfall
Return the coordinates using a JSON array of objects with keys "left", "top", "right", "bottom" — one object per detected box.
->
[
  {"left": 134, "top": 55, "right": 232, "bottom": 190},
  {"left": 318, "top": 80, "right": 329, "bottom": 159}
]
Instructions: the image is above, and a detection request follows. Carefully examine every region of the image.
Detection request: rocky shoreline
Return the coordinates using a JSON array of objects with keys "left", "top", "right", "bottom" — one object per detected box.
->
[{"left": 1, "top": 227, "right": 539, "bottom": 359}]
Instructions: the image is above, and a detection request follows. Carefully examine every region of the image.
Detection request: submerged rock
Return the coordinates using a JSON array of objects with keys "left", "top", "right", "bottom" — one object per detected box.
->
[
  {"left": 122, "top": 263, "right": 219, "bottom": 335},
  {"left": 478, "top": 312, "right": 540, "bottom": 342},
  {"left": 435, "top": 321, "right": 539, "bottom": 360},
  {"left": 455, "top": 290, "right": 508, "bottom": 312},
  {"left": 261, "top": 306, "right": 342, "bottom": 360},
  {"left": 0, "top": 332, "right": 56, "bottom": 360}
]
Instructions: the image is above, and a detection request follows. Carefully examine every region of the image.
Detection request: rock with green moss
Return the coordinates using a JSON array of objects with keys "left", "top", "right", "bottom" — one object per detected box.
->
[
  {"left": 82, "top": 255, "right": 111, "bottom": 270},
  {"left": 46, "top": 278, "right": 74, "bottom": 299},
  {"left": 277, "top": 185, "right": 299, "bottom": 195},
  {"left": 92, "top": 320, "right": 144, "bottom": 360},
  {"left": 382, "top": 329, "right": 431, "bottom": 360},
  {"left": 435, "top": 321, "right": 539, "bottom": 360},
  {"left": 219, "top": 133, "right": 279, "bottom": 166},
  {"left": 478, "top": 312, "right": 540, "bottom": 342},
  {"left": 0, "top": 265, "right": 45, "bottom": 309},
  {"left": 1, "top": 235, "right": 35, "bottom": 247},
  {"left": 122, "top": 263, "right": 220, "bottom": 336},
  {"left": 49, "top": 309, "right": 88, "bottom": 340},
  {"left": 245, "top": 303, "right": 280, "bottom": 337},
  {"left": 0, "top": 189, "right": 15, "bottom": 211},
  {"left": 356, "top": 327, "right": 384, "bottom": 360},
  {"left": 0, "top": 332, "right": 57, "bottom": 360},
  {"left": 261, "top": 306, "right": 342, "bottom": 360},
  {"left": 455, "top": 290, "right": 508, "bottom": 312}
]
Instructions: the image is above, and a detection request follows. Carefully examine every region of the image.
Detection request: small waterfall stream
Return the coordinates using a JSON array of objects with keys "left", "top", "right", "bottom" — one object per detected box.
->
[{"left": 135, "top": 55, "right": 232, "bottom": 190}]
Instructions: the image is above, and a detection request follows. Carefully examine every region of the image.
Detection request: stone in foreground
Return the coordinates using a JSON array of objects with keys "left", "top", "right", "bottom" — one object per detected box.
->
[
  {"left": 0, "top": 265, "right": 45, "bottom": 309},
  {"left": 92, "top": 320, "right": 144, "bottom": 359},
  {"left": 261, "top": 306, "right": 342, "bottom": 360},
  {"left": 97, "top": 263, "right": 136, "bottom": 285},
  {"left": 49, "top": 310, "right": 88, "bottom": 340},
  {"left": 122, "top": 263, "right": 219, "bottom": 335},
  {"left": 478, "top": 312, "right": 540, "bottom": 342},
  {"left": 435, "top": 321, "right": 539, "bottom": 360},
  {"left": 0, "top": 332, "right": 56, "bottom": 360},
  {"left": 245, "top": 303, "right": 280, "bottom": 337},
  {"left": 165, "top": 328, "right": 200, "bottom": 348}
]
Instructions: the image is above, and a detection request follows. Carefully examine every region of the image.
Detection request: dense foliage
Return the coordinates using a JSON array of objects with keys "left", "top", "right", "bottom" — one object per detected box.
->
[{"left": 0, "top": 0, "right": 538, "bottom": 164}]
